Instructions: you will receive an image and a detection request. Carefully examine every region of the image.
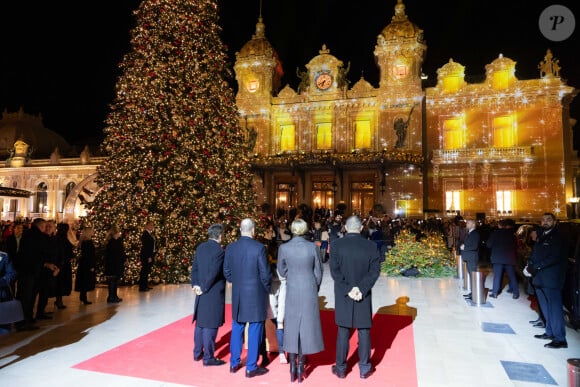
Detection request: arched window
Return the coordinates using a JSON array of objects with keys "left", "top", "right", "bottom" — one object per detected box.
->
[
  {"left": 65, "top": 182, "right": 76, "bottom": 198},
  {"left": 35, "top": 182, "right": 48, "bottom": 213}
]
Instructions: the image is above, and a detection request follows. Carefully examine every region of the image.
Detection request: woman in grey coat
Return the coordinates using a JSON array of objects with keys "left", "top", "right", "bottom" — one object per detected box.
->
[{"left": 277, "top": 218, "right": 324, "bottom": 383}]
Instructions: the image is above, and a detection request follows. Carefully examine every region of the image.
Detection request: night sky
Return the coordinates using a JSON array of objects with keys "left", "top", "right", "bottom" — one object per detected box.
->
[{"left": 0, "top": 0, "right": 578, "bottom": 146}]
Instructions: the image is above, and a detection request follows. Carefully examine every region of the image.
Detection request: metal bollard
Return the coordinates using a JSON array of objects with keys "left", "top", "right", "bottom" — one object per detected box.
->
[
  {"left": 463, "top": 264, "right": 470, "bottom": 291},
  {"left": 471, "top": 271, "right": 487, "bottom": 305},
  {"left": 568, "top": 358, "right": 580, "bottom": 387},
  {"left": 456, "top": 251, "right": 464, "bottom": 281}
]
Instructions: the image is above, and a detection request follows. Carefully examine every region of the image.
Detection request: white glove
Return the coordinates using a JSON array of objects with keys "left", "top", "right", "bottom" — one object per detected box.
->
[
  {"left": 523, "top": 266, "right": 532, "bottom": 278},
  {"left": 348, "top": 286, "right": 362, "bottom": 301},
  {"left": 193, "top": 285, "right": 203, "bottom": 295}
]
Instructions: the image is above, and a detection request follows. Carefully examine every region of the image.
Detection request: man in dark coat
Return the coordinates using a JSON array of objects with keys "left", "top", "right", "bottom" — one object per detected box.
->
[
  {"left": 487, "top": 218, "right": 520, "bottom": 299},
  {"left": 138, "top": 221, "right": 156, "bottom": 292},
  {"left": 191, "top": 223, "right": 226, "bottom": 366},
  {"left": 329, "top": 215, "right": 381, "bottom": 379},
  {"left": 459, "top": 219, "right": 480, "bottom": 299},
  {"left": 16, "top": 218, "right": 54, "bottom": 330},
  {"left": 223, "top": 218, "right": 271, "bottom": 378},
  {"left": 525, "top": 212, "right": 568, "bottom": 348}
]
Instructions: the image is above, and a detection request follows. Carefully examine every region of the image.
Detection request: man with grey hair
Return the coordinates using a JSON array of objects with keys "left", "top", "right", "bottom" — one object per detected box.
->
[
  {"left": 224, "top": 218, "right": 272, "bottom": 378},
  {"left": 191, "top": 223, "right": 226, "bottom": 366},
  {"left": 330, "top": 215, "right": 381, "bottom": 379}
]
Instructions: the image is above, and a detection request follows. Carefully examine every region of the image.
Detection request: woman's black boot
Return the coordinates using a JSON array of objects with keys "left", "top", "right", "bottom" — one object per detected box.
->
[
  {"left": 297, "top": 354, "right": 305, "bottom": 383},
  {"left": 289, "top": 353, "right": 297, "bottom": 382}
]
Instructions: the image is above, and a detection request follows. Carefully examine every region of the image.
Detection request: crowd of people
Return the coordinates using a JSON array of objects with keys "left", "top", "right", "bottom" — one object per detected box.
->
[
  {"left": 0, "top": 205, "right": 570, "bottom": 377},
  {"left": 0, "top": 218, "right": 130, "bottom": 332}
]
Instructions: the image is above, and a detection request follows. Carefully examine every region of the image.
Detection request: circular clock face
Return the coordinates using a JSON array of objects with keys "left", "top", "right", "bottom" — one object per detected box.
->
[
  {"left": 246, "top": 79, "right": 259, "bottom": 93},
  {"left": 315, "top": 73, "right": 332, "bottom": 90}
]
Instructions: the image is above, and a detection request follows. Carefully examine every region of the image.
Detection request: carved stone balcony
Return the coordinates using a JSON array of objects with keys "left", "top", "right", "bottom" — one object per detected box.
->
[{"left": 431, "top": 146, "right": 535, "bottom": 165}]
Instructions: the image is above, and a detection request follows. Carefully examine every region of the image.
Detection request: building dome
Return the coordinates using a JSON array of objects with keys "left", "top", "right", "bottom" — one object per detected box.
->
[
  {"left": 237, "top": 17, "right": 278, "bottom": 60},
  {"left": 379, "top": 0, "right": 424, "bottom": 42},
  {"left": 0, "top": 107, "right": 72, "bottom": 159}
]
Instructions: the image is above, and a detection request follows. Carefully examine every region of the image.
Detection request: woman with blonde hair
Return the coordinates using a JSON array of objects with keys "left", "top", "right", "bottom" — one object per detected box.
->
[
  {"left": 104, "top": 225, "right": 126, "bottom": 303},
  {"left": 277, "top": 218, "right": 324, "bottom": 383}
]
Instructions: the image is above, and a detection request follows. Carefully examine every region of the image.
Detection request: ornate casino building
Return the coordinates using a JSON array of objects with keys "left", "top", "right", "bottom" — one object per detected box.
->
[{"left": 0, "top": 0, "right": 577, "bottom": 222}]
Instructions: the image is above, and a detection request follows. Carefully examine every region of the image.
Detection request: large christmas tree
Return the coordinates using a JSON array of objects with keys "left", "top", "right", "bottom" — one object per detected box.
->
[{"left": 84, "top": 0, "right": 256, "bottom": 284}]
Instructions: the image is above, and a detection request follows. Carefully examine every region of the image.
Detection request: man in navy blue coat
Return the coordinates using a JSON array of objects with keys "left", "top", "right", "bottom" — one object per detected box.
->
[
  {"left": 526, "top": 212, "right": 568, "bottom": 348},
  {"left": 223, "top": 218, "right": 271, "bottom": 378},
  {"left": 191, "top": 223, "right": 226, "bottom": 366},
  {"left": 460, "top": 219, "right": 481, "bottom": 299}
]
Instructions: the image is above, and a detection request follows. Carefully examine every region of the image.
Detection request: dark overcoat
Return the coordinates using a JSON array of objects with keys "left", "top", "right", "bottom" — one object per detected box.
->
[
  {"left": 530, "top": 227, "right": 568, "bottom": 289},
  {"left": 104, "top": 237, "right": 126, "bottom": 277},
  {"left": 75, "top": 239, "right": 96, "bottom": 292},
  {"left": 330, "top": 233, "right": 381, "bottom": 328},
  {"left": 277, "top": 236, "right": 324, "bottom": 354},
  {"left": 461, "top": 229, "right": 481, "bottom": 271},
  {"left": 486, "top": 228, "right": 517, "bottom": 265},
  {"left": 191, "top": 239, "right": 226, "bottom": 328},
  {"left": 223, "top": 236, "right": 271, "bottom": 323},
  {"left": 140, "top": 230, "right": 155, "bottom": 263}
]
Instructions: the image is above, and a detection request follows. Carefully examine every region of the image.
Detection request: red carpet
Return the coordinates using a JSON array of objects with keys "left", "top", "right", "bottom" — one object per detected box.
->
[{"left": 73, "top": 305, "right": 416, "bottom": 386}]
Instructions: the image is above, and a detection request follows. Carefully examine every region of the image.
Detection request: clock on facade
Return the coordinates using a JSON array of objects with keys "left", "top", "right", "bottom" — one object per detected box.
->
[
  {"left": 315, "top": 73, "right": 332, "bottom": 90},
  {"left": 246, "top": 79, "right": 259, "bottom": 93}
]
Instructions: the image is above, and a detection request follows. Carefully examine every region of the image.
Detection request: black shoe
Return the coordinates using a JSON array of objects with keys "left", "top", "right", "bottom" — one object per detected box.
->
[
  {"left": 489, "top": 293, "right": 497, "bottom": 298},
  {"left": 463, "top": 293, "right": 472, "bottom": 298},
  {"left": 54, "top": 301, "right": 67, "bottom": 309},
  {"left": 107, "top": 297, "right": 123, "bottom": 303},
  {"left": 360, "top": 367, "right": 376, "bottom": 379},
  {"left": 139, "top": 288, "right": 150, "bottom": 292},
  {"left": 506, "top": 289, "right": 513, "bottom": 294},
  {"left": 194, "top": 353, "right": 204, "bottom": 362},
  {"left": 331, "top": 365, "right": 346, "bottom": 379},
  {"left": 147, "top": 286, "right": 154, "bottom": 290},
  {"left": 544, "top": 340, "right": 568, "bottom": 349},
  {"left": 230, "top": 364, "right": 243, "bottom": 373},
  {"left": 81, "top": 300, "right": 93, "bottom": 305},
  {"left": 533, "top": 321, "right": 546, "bottom": 328},
  {"left": 35, "top": 314, "right": 52, "bottom": 320},
  {"left": 245, "top": 367, "right": 268, "bottom": 378},
  {"left": 203, "top": 358, "right": 226, "bottom": 366},
  {"left": 534, "top": 333, "right": 554, "bottom": 340},
  {"left": 529, "top": 318, "right": 542, "bottom": 324},
  {"left": 512, "top": 294, "right": 519, "bottom": 300}
]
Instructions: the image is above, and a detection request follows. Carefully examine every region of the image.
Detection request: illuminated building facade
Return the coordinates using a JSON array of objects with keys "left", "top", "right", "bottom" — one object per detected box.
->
[{"left": 236, "top": 1, "right": 577, "bottom": 220}]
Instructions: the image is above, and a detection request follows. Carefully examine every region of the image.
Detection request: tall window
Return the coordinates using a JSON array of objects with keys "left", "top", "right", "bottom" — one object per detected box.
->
[
  {"left": 35, "top": 182, "right": 48, "bottom": 213},
  {"left": 496, "top": 190, "right": 513, "bottom": 213},
  {"left": 316, "top": 123, "right": 332, "bottom": 150},
  {"left": 445, "top": 190, "right": 461, "bottom": 213},
  {"left": 354, "top": 120, "right": 371, "bottom": 149},
  {"left": 492, "top": 70, "right": 509, "bottom": 90},
  {"left": 311, "top": 180, "right": 334, "bottom": 210},
  {"left": 442, "top": 76, "right": 460, "bottom": 93},
  {"left": 493, "top": 115, "right": 516, "bottom": 147},
  {"left": 350, "top": 181, "right": 374, "bottom": 217},
  {"left": 443, "top": 117, "right": 464, "bottom": 149},
  {"left": 496, "top": 178, "right": 515, "bottom": 215},
  {"left": 280, "top": 124, "right": 295, "bottom": 151}
]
